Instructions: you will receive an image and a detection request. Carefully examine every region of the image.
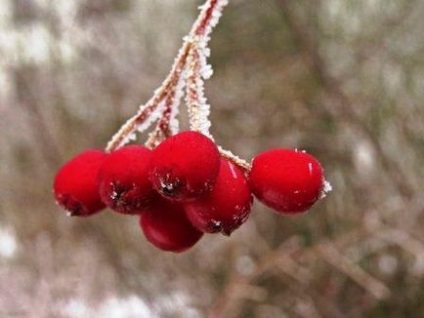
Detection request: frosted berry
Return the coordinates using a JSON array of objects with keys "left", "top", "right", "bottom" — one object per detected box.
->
[
  {"left": 185, "top": 159, "right": 253, "bottom": 235},
  {"left": 249, "top": 148, "right": 324, "bottom": 214},
  {"left": 53, "top": 149, "right": 107, "bottom": 216},
  {"left": 140, "top": 195, "right": 203, "bottom": 252},
  {"left": 149, "top": 131, "right": 220, "bottom": 201},
  {"left": 98, "top": 145, "right": 154, "bottom": 214}
]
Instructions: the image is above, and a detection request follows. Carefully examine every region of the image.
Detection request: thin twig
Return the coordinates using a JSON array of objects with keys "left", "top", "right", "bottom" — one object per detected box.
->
[{"left": 106, "top": 0, "right": 229, "bottom": 152}]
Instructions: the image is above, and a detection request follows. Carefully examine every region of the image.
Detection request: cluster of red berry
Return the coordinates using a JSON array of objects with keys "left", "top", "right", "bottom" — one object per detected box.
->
[{"left": 53, "top": 131, "right": 327, "bottom": 253}]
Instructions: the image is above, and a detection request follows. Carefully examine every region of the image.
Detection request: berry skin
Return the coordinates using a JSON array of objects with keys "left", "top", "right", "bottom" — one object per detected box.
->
[
  {"left": 249, "top": 148, "right": 324, "bottom": 214},
  {"left": 53, "top": 149, "right": 107, "bottom": 216},
  {"left": 149, "top": 131, "right": 220, "bottom": 201},
  {"left": 140, "top": 195, "right": 203, "bottom": 253},
  {"left": 185, "top": 159, "right": 253, "bottom": 235},
  {"left": 97, "top": 145, "right": 154, "bottom": 215}
]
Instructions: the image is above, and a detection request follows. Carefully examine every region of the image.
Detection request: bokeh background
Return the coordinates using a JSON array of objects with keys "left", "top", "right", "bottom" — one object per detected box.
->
[{"left": 1, "top": 0, "right": 424, "bottom": 317}]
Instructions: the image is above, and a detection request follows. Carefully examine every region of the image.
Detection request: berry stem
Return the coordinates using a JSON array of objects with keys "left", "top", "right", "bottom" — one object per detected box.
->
[
  {"left": 105, "top": 52, "right": 188, "bottom": 152},
  {"left": 104, "top": 0, "right": 251, "bottom": 174},
  {"left": 185, "top": 48, "right": 212, "bottom": 138},
  {"left": 106, "top": 0, "right": 229, "bottom": 152},
  {"left": 145, "top": 91, "right": 177, "bottom": 149},
  {"left": 218, "top": 146, "right": 252, "bottom": 172}
]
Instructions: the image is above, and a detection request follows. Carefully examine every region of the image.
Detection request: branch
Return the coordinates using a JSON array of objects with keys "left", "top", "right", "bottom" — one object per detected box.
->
[{"left": 106, "top": 0, "right": 229, "bottom": 152}]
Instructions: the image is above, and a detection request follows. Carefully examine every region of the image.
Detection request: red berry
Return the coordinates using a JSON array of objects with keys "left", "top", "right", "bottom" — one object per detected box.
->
[
  {"left": 53, "top": 149, "right": 107, "bottom": 216},
  {"left": 97, "top": 145, "right": 154, "bottom": 215},
  {"left": 139, "top": 195, "right": 203, "bottom": 252},
  {"left": 149, "top": 131, "right": 220, "bottom": 201},
  {"left": 185, "top": 159, "right": 253, "bottom": 235},
  {"left": 249, "top": 149, "right": 324, "bottom": 214}
]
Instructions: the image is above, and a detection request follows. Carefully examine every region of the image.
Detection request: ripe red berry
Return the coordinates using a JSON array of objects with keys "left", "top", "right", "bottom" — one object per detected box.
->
[
  {"left": 97, "top": 145, "right": 154, "bottom": 215},
  {"left": 139, "top": 195, "right": 203, "bottom": 252},
  {"left": 149, "top": 131, "right": 220, "bottom": 201},
  {"left": 185, "top": 159, "right": 253, "bottom": 235},
  {"left": 249, "top": 148, "right": 324, "bottom": 214},
  {"left": 53, "top": 149, "right": 107, "bottom": 216}
]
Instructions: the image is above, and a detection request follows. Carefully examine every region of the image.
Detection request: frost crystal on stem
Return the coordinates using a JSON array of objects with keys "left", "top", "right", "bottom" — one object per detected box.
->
[
  {"left": 106, "top": 0, "right": 253, "bottom": 172},
  {"left": 185, "top": 47, "right": 213, "bottom": 139},
  {"left": 106, "top": 0, "right": 228, "bottom": 151},
  {"left": 218, "top": 146, "right": 251, "bottom": 171}
]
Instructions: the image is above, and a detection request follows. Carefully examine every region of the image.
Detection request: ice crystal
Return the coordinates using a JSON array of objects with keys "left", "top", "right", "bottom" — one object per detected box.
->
[
  {"left": 218, "top": 146, "right": 251, "bottom": 171},
  {"left": 320, "top": 180, "right": 333, "bottom": 199},
  {"left": 197, "top": 0, "right": 229, "bottom": 37},
  {"left": 106, "top": 0, "right": 230, "bottom": 149},
  {"left": 169, "top": 71, "right": 186, "bottom": 134},
  {"left": 106, "top": 100, "right": 165, "bottom": 150},
  {"left": 136, "top": 100, "right": 166, "bottom": 134},
  {"left": 184, "top": 49, "right": 213, "bottom": 138}
]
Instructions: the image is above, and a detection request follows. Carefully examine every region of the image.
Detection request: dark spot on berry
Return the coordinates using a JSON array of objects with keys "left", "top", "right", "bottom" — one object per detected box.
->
[
  {"left": 110, "top": 182, "right": 129, "bottom": 207},
  {"left": 207, "top": 219, "right": 222, "bottom": 232},
  {"left": 158, "top": 175, "right": 184, "bottom": 198},
  {"left": 161, "top": 184, "right": 177, "bottom": 196},
  {"left": 58, "top": 193, "right": 89, "bottom": 216},
  {"left": 109, "top": 182, "right": 146, "bottom": 214}
]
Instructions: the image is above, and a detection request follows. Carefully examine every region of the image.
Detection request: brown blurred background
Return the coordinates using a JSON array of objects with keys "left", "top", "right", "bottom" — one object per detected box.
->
[{"left": 1, "top": 0, "right": 424, "bottom": 317}]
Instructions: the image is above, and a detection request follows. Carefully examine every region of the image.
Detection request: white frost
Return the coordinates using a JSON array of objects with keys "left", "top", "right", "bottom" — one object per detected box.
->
[
  {"left": 169, "top": 71, "right": 186, "bottom": 134},
  {"left": 135, "top": 100, "right": 166, "bottom": 134},
  {"left": 320, "top": 180, "right": 333, "bottom": 199}
]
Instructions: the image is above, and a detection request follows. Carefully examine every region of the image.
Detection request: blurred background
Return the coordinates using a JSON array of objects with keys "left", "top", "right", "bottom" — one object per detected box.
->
[{"left": 1, "top": 0, "right": 424, "bottom": 317}]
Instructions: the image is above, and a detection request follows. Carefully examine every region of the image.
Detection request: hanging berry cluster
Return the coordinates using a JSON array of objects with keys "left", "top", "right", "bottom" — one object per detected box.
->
[{"left": 53, "top": 0, "right": 331, "bottom": 253}]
